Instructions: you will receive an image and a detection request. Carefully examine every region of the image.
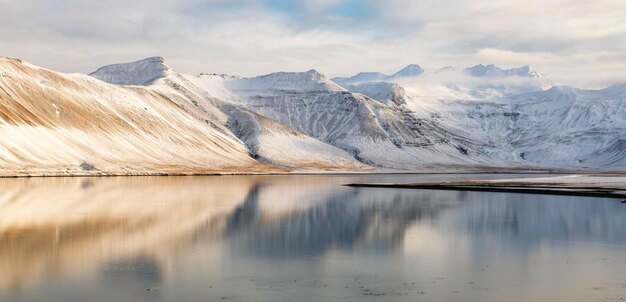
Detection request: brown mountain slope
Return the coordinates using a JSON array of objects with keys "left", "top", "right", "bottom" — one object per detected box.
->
[{"left": 0, "top": 57, "right": 271, "bottom": 176}]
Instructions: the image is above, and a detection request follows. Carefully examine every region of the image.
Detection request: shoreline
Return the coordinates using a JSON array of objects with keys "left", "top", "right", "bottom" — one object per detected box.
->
[
  {"left": 1, "top": 167, "right": 624, "bottom": 179},
  {"left": 345, "top": 175, "right": 626, "bottom": 199},
  {"left": 345, "top": 183, "right": 626, "bottom": 199}
]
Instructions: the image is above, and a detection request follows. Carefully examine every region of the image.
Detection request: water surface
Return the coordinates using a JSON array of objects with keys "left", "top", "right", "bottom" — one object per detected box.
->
[{"left": 1, "top": 174, "right": 625, "bottom": 302}]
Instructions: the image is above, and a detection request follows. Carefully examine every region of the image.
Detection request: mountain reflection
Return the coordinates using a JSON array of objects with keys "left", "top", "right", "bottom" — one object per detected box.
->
[
  {"left": 0, "top": 176, "right": 257, "bottom": 290},
  {"left": 226, "top": 184, "right": 264, "bottom": 234},
  {"left": 1, "top": 175, "right": 626, "bottom": 294},
  {"left": 446, "top": 192, "right": 626, "bottom": 247},
  {"left": 227, "top": 189, "right": 456, "bottom": 257}
]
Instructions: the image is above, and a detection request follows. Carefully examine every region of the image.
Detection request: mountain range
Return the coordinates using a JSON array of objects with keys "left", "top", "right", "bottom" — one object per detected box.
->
[{"left": 0, "top": 56, "right": 624, "bottom": 176}]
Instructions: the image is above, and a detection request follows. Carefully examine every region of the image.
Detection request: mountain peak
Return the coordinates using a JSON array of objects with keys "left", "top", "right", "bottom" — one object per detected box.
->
[
  {"left": 232, "top": 69, "right": 345, "bottom": 93},
  {"left": 332, "top": 71, "right": 388, "bottom": 85},
  {"left": 435, "top": 65, "right": 456, "bottom": 73},
  {"left": 89, "top": 56, "right": 171, "bottom": 86},
  {"left": 304, "top": 69, "right": 322, "bottom": 75},
  {"left": 518, "top": 65, "right": 541, "bottom": 78},
  {"left": 464, "top": 64, "right": 500, "bottom": 77},
  {"left": 464, "top": 64, "right": 542, "bottom": 78},
  {"left": 391, "top": 64, "right": 424, "bottom": 78},
  {"left": 355, "top": 71, "right": 386, "bottom": 78},
  {"left": 141, "top": 56, "right": 166, "bottom": 64}
]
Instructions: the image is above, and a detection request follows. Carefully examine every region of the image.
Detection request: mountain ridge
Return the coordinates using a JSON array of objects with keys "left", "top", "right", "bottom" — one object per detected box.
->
[{"left": 0, "top": 56, "right": 623, "bottom": 176}]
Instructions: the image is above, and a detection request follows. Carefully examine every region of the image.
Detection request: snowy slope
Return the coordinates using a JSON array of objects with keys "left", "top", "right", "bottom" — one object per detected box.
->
[
  {"left": 89, "top": 57, "right": 625, "bottom": 171},
  {"left": 91, "top": 60, "right": 368, "bottom": 171},
  {"left": 220, "top": 70, "right": 487, "bottom": 168},
  {"left": 340, "top": 82, "right": 397, "bottom": 103},
  {"left": 330, "top": 64, "right": 625, "bottom": 170},
  {"left": 396, "top": 85, "right": 626, "bottom": 169},
  {"left": 222, "top": 105, "right": 367, "bottom": 170},
  {"left": 93, "top": 61, "right": 481, "bottom": 169},
  {"left": 0, "top": 57, "right": 266, "bottom": 176}
]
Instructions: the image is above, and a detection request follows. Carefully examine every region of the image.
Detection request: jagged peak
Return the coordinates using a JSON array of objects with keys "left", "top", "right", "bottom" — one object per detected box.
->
[
  {"left": 231, "top": 69, "right": 345, "bottom": 92},
  {"left": 522, "top": 65, "right": 542, "bottom": 78},
  {"left": 391, "top": 64, "right": 424, "bottom": 78},
  {"left": 464, "top": 64, "right": 542, "bottom": 78},
  {"left": 305, "top": 68, "right": 322, "bottom": 75},
  {"left": 89, "top": 56, "right": 171, "bottom": 86},
  {"left": 436, "top": 65, "right": 456, "bottom": 73},
  {"left": 331, "top": 71, "right": 388, "bottom": 85},
  {"left": 355, "top": 71, "right": 387, "bottom": 77},
  {"left": 464, "top": 64, "right": 500, "bottom": 76}
]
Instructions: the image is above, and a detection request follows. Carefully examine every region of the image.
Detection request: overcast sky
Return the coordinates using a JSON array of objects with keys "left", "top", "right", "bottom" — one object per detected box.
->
[{"left": 1, "top": 0, "right": 625, "bottom": 87}]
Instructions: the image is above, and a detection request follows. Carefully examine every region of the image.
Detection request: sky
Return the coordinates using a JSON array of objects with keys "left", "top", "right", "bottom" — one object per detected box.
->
[{"left": 1, "top": 0, "right": 625, "bottom": 87}]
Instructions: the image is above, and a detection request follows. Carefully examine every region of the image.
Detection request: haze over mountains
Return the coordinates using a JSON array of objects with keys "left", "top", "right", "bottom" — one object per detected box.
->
[{"left": 0, "top": 56, "right": 624, "bottom": 176}]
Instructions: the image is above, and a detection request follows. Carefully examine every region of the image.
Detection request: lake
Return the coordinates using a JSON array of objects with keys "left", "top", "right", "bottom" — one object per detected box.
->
[{"left": 1, "top": 174, "right": 625, "bottom": 302}]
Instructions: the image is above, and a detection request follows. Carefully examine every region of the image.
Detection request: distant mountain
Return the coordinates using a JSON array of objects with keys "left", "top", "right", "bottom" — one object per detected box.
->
[
  {"left": 331, "top": 64, "right": 424, "bottom": 85},
  {"left": 335, "top": 63, "right": 552, "bottom": 102},
  {"left": 389, "top": 64, "right": 424, "bottom": 78},
  {"left": 228, "top": 69, "right": 345, "bottom": 94},
  {"left": 435, "top": 65, "right": 456, "bottom": 73},
  {"left": 464, "top": 64, "right": 542, "bottom": 78},
  {"left": 332, "top": 72, "right": 388, "bottom": 86},
  {"left": 333, "top": 63, "right": 543, "bottom": 87}
]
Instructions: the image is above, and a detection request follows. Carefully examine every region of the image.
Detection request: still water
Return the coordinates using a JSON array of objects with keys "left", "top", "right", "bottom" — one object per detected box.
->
[{"left": 0, "top": 174, "right": 625, "bottom": 302}]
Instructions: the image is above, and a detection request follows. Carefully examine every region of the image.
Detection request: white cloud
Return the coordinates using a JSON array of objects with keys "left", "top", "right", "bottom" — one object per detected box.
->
[
  {"left": 303, "top": 0, "right": 343, "bottom": 12},
  {"left": 0, "top": 0, "right": 625, "bottom": 87}
]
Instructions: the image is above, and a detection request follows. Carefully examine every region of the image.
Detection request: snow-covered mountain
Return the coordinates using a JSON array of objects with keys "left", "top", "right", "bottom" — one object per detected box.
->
[
  {"left": 0, "top": 57, "right": 266, "bottom": 176},
  {"left": 389, "top": 64, "right": 425, "bottom": 79},
  {"left": 464, "top": 64, "right": 542, "bottom": 78},
  {"left": 91, "top": 58, "right": 367, "bottom": 171},
  {"left": 328, "top": 63, "right": 624, "bottom": 170},
  {"left": 330, "top": 72, "right": 387, "bottom": 86},
  {"left": 332, "top": 64, "right": 424, "bottom": 86},
  {"left": 333, "top": 63, "right": 553, "bottom": 102},
  {"left": 0, "top": 56, "right": 624, "bottom": 176},
  {"left": 333, "top": 64, "right": 540, "bottom": 85},
  {"left": 222, "top": 71, "right": 480, "bottom": 168},
  {"left": 89, "top": 59, "right": 494, "bottom": 169},
  {"left": 332, "top": 64, "right": 425, "bottom": 85},
  {"left": 397, "top": 85, "right": 626, "bottom": 168}
]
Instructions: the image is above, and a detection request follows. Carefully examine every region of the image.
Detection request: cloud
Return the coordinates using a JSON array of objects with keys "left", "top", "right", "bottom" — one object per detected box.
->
[
  {"left": 303, "top": 0, "right": 343, "bottom": 12},
  {"left": 0, "top": 0, "right": 625, "bottom": 87}
]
